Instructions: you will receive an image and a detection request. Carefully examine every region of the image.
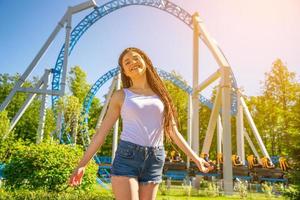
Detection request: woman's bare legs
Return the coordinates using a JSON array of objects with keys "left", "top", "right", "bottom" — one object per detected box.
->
[
  {"left": 111, "top": 176, "right": 139, "bottom": 200},
  {"left": 138, "top": 183, "right": 160, "bottom": 200}
]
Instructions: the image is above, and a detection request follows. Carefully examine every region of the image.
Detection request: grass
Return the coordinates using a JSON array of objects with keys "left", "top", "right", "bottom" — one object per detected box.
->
[
  {"left": 93, "top": 183, "right": 285, "bottom": 200},
  {"left": 0, "top": 182, "right": 286, "bottom": 199}
]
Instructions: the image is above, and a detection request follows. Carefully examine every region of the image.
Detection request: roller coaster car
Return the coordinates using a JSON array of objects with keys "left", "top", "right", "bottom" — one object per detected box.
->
[
  {"left": 278, "top": 157, "right": 289, "bottom": 172},
  {"left": 249, "top": 156, "right": 289, "bottom": 181},
  {"left": 163, "top": 161, "right": 187, "bottom": 172},
  {"left": 170, "top": 150, "right": 184, "bottom": 163},
  {"left": 254, "top": 167, "right": 285, "bottom": 179},
  {"left": 231, "top": 155, "right": 250, "bottom": 176},
  {"left": 255, "top": 157, "right": 288, "bottom": 179},
  {"left": 188, "top": 160, "right": 218, "bottom": 174},
  {"left": 232, "top": 155, "right": 243, "bottom": 166},
  {"left": 232, "top": 166, "right": 250, "bottom": 177},
  {"left": 163, "top": 151, "right": 186, "bottom": 172},
  {"left": 247, "top": 155, "right": 262, "bottom": 169}
]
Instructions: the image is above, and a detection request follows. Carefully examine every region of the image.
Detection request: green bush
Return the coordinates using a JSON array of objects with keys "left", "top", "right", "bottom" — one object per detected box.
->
[
  {"left": 0, "top": 188, "right": 113, "bottom": 200},
  {"left": 282, "top": 185, "right": 300, "bottom": 200},
  {"left": 261, "top": 183, "right": 273, "bottom": 198},
  {"left": 3, "top": 142, "right": 98, "bottom": 192}
]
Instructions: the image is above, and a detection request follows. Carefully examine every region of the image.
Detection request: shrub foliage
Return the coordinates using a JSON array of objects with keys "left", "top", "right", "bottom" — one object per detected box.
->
[{"left": 3, "top": 142, "right": 98, "bottom": 191}]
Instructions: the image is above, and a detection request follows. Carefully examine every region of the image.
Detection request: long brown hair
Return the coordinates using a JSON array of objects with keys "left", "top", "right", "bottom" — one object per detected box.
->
[{"left": 118, "top": 47, "right": 179, "bottom": 137}]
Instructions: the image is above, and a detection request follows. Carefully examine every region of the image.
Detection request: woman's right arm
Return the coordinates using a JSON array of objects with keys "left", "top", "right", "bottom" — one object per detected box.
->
[{"left": 69, "top": 90, "right": 123, "bottom": 186}]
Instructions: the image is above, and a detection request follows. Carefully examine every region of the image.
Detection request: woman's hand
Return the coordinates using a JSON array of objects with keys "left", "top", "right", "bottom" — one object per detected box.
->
[
  {"left": 196, "top": 157, "right": 214, "bottom": 173},
  {"left": 69, "top": 166, "right": 86, "bottom": 187}
]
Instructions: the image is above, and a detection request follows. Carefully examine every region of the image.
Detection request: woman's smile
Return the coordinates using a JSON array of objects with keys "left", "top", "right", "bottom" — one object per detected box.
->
[
  {"left": 122, "top": 51, "right": 147, "bottom": 78},
  {"left": 130, "top": 65, "right": 141, "bottom": 72}
]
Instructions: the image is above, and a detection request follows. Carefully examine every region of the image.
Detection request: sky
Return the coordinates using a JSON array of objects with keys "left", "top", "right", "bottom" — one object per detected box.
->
[{"left": 0, "top": 0, "right": 299, "bottom": 103}]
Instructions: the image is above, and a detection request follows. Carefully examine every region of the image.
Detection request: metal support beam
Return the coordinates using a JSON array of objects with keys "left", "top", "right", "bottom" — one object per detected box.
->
[
  {"left": 240, "top": 96, "right": 271, "bottom": 163},
  {"left": 36, "top": 69, "right": 51, "bottom": 144},
  {"left": 70, "top": 0, "right": 97, "bottom": 14},
  {"left": 194, "top": 70, "right": 221, "bottom": 93},
  {"left": 217, "top": 115, "right": 223, "bottom": 154},
  {"left": 192, "top": 12, "right": 200, "bottom": 155},
  {"left": 0, "top": 13, "right": 67, "bottom": 111},
  {"left": 56, "top": 10, "right": 73, "bottom": 140},
  {"left": 17, "top": 88, "right": 61, "bottom": 96},
  {"left": 4, "top": 70, "right": 50, "bottom": 138},
  {"left": 236, "top": 89, "right": 245, "bottom": 164},
  {"left": 56, "top": 1, "right": 97, "bottom": 140},
  {"left": 244, "top": 130, "right": 261, "bottom": 163},
  {"left": 112, "top": 73, "right": 121, "bottom": 160},
  {"left": 197, "top": 16, "right": 229, "bottom": 68},
  {"left": 221, "top": 66, "right": 233, "bottom": 194},
  {"left": 95, "top": 77, "right": 118, "bottom": 129},
  {"left": 187, "top": 94, "right": 192, "bottom": 169},
  {"left": 0, "top": 0, "right": 96, "bottom": 143},
  {"left": 0, "top": 1, "right": 97, "bottom": 112},
  {"left": 201, "top": 85, "right": 222, "bottom": 154}
]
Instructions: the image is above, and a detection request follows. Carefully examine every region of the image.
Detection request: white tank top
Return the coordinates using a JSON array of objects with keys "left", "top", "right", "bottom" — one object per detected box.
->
[{"left": 120, "top": 88, "right": 164, "bottom": 147}]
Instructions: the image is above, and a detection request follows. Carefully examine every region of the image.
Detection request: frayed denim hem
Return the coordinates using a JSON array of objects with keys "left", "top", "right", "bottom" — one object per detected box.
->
[
  {"left": 110, "top": 174, "right": 138, "bottom": 179},
  {"left": 138, "top": 180, "right": 162, "bottom": 185}
]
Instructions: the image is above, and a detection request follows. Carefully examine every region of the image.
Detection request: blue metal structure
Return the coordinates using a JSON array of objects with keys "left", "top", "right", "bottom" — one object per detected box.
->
[{"left": 51, "top": 0, "right": 238, "bottom": 109}]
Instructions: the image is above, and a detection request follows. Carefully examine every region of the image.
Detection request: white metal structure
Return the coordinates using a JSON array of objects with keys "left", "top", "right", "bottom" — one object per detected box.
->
[
  {"left": 190, "top": 11, "right": 272, "bottom": 194},
  {"left": 0, "top": 0, "right": 97, "bottom": 142}
]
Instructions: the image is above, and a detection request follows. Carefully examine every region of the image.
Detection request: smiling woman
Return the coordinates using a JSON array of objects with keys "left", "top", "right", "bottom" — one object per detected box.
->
[
  {"left": 121, "top": 51, "right": 148, "bottom": 82},
  {"left": 68, "top": 47, "right": 213, "bottom": 200}
]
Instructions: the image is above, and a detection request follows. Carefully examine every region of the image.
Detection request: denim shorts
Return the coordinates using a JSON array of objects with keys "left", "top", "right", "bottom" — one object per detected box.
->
[{"left": 111, "top": 140, "right": 165, "bottom": 185}]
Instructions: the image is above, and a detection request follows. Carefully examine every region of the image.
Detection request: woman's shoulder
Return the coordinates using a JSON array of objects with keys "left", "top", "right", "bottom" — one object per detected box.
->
[{"left": 111, "top": 89, "right": 125, "bottom": 106}]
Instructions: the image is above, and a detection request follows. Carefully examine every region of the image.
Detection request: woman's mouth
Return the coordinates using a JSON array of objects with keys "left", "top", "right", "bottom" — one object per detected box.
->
[{"left": 130, "top": 66, "right": 140, "bottom": 71}]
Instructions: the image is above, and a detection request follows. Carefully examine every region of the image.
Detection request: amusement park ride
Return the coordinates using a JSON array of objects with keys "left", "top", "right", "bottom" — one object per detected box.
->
[{"left": 0, "top": 0, "right": 290, "bottom": 194}]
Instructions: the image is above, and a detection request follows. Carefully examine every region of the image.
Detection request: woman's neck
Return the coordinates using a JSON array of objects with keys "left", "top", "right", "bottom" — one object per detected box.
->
[{"left": 130, "top": 74, "right": 150, "bottom": 90}]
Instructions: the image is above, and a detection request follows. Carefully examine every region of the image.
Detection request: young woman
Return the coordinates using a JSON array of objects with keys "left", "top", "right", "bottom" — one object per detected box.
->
[{"left": 69, "top": 47, "right": 212, "bottom": 200}]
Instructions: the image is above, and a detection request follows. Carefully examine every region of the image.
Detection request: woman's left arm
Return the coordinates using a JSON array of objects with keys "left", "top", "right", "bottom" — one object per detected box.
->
[{"left": 169, "top": 122, "right": 211, "bottom": 173}]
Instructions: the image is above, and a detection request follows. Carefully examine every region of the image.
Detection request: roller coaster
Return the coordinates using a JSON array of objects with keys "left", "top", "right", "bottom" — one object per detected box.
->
[{"left": 0, "top": 0, "right": 291, "bottom": 193}]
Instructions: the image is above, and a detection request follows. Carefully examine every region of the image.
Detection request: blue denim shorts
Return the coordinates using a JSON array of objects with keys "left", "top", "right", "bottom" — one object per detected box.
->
[{"left": 111, "top": 140, "right": 165, "bottom": 185}]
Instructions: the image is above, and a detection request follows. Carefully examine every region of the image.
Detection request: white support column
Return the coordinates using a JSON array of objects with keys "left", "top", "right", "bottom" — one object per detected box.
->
[
  {"left": 217, "top": 115, "right": 223, "bottom": 155},
  {"left": 197, "top": 17, "right": 229, "bottom": 68},
  {"left": 60, "top": 13, "right": 72, "bottom": 96},
  {"left": 192, "top": 12, "right": 200, "bottom": 155},
  {"left": 240, "top": 97, "right": 271, "bottom": 162},
  {"left": 95, "top": 77, "right": 118, "bottom": 129},
  {"left": 236, "top": 89, "right": 245, "bottom": 164},
  {"left": 112, "top": 73, "right": 121, "bottom": 160},
  {"left": 201, "top": 85, "right": 221, "bottom": 154},
  {"left": 187, "top": 94, "right": 193, "bottom": 169},
  {"left": 56, "top": 11, "right": 72, "bottom": 140},
  {"left": 54, "top": 1, "right": 97, "bottom": 140},
  {"left": 36, "top": 69, "right": 51, "bottom": 144},
  {"left": 244, "top": 130, "right": 261, "bottom": 163},
  {"left": 221, "top": 66, "right": 233, "bottom": 194}
]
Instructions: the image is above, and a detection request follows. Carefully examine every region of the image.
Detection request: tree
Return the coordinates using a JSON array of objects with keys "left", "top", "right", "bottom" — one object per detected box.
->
[
  {"left": 56, "top": 96, "right": 82, "bottom": 145},
  {"left": 0, "top": 110, "right": 13, "bottom": 162},
  {"left": 68, "top": 66, "right": 104, "bottom": 146},
  {"left": 0, "top": 73, "right": 43, "bottom": 143},
  {"left": 262, "top": 59, "right": 298, "bottom": 155},
  {"left": 69, "top": 66, "right": 90, "bottom": 104}
]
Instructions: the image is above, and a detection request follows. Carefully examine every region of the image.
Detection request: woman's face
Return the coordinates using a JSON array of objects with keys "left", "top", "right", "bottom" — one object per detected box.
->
[{"left": 121, "top": 50, "right": 147, "bottom": 79}]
